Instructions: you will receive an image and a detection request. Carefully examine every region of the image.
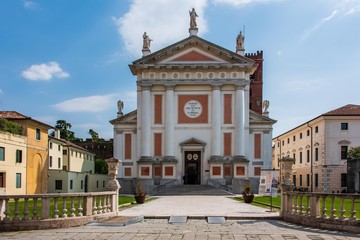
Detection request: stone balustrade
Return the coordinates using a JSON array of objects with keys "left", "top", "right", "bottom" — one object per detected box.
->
[
  {"left": 0, "top": 191, "right": 118, "bottom": 231},
  {"left": 282, "top": 192, "right": 360, "bottom": 233}
]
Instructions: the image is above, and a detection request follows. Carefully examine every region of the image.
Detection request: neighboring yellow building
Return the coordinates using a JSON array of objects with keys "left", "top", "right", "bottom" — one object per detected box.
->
[
  {"left": 0, "top": 111, "right": 53, "bottom": 194},
  {"left": 0, "top": 131, "right": 27, "bottom": 195}
]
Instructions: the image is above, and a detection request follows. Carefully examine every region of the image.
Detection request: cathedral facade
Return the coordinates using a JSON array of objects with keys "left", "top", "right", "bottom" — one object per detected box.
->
[{"left": 111, "top": 21, "right": 276, "bottom": 194}]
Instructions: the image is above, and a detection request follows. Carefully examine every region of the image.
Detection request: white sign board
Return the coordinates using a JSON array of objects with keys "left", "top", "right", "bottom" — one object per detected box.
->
[
  {"left": 184, "top": 100, "right": 202, "bottom": 118},
  {"left": 258, "top": 170, "right": 279, "bottom": 197}
]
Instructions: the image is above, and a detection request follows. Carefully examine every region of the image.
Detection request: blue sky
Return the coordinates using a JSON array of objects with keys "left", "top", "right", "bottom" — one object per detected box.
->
[{"left": 0, "top": 0, "right": 359, "bottom": 140}]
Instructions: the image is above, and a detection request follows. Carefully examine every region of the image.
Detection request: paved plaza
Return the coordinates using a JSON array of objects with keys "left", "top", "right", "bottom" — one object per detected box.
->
[{"left": 0, "top": 196, "right": 359, "bottom": 240}]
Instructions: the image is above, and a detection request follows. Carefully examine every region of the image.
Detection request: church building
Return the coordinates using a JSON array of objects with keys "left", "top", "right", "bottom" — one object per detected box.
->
[{"left": 111, "top": 11, "right": 276, "bottom": 194}]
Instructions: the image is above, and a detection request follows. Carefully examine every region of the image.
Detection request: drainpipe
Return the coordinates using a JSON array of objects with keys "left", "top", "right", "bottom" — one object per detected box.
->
[{"left": 307, "top": 123, "right": 313, "bottom": 192}]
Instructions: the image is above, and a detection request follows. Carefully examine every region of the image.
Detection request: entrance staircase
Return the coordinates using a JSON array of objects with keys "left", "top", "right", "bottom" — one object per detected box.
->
[{"left": 153, "top": 184, "right": 233, "bottom": 196}]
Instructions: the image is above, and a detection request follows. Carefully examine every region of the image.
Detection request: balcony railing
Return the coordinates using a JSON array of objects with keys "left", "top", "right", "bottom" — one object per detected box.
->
[
  {"left": 282, "top": 192, "right": 360, "bottom": 232},
  {"left": 0, "top": 191, "right": 118, "bottom": 231}
]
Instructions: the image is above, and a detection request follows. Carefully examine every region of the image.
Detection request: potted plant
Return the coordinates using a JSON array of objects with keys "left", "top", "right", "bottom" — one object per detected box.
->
[
  {"left": 134, "top": 181, "right": 146, "bottom": 204},
  {"left": 242, "top": 185, "right": 254, "bottom": 204}
]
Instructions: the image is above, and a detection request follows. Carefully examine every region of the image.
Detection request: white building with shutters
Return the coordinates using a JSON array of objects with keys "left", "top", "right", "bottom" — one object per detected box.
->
[{"left": 111, "top": 24, "right": 276, "bottom": 194}]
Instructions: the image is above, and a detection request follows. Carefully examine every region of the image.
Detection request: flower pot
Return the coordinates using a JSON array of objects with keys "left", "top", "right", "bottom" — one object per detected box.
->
[
  {"left": 243, "top": 195, "right": 254, "bottom": 204},
  {"left": 135, "top": 194, "right": 146, "bottom": 204}
]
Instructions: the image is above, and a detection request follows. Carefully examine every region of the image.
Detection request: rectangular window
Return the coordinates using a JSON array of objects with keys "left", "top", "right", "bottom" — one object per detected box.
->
[
  {"left": 16, "top": 150, "right": 22, "bottom": 163},
  {"left": 299, "top": 175, "right": 303, "bottom": 186},
  {"left": 16, "top": 173, "right": 21, "bottom": 188},
  {"left": 223, "top": 94, "right": 232, "bottom": 124},
  {"left": 58, "top": 145, "right": 61, "bottom": 151},
  {"left": 96, "top": 181, "right": 99, "bottom": 188},
  {"left": 70, "top": 180, "right": 73, "bottom": 190},
  {"left": 293, "top": 175, "right": 296, "bottom": 187},
  {"left": 254, "top": 167, "right": 261, "bottom": 176},
  {"left": 287, "top": 138, "right": 290, "bottom": 144},
  {"left": 236, "top": 166, "right": 245, "bottom": 176},
  {"left": 81, "top": 180, "right": 84, "bottom": 189},
  {"left": 154, "top": 133, "right": 162, "bottom": 156},
  {"left": 299, "top": 151, "right": 303, "bottom": 163},
  {"left": 315, "top": 148, "right": 319, "bottom": 161},
  {"left": 293, "top": 136, "right": 296, "bottom": 142},
  {"left": 315, "top": 126, "right": 318, "bottom": 133},
  {"left": 315, "top": 174, "right": 318, "bottom": 187},
  {"left": 224, "top": 133, "right": 232, "bottom": 156},
  {"left": 300, "top": 133, "right": 303, "bottom": 139},
  {"left": 124, "top": 133, "right": 132, "bottom": 159},
  {"left": 154, "top": 95, "right": 163, "bottom": 124},
  {"left": 36, "top": 128, "right": 41, "bottom": 140},
  {"left": 49, "top": 156, "right": 53, "bottom": 167},
  {"left": 307, "top": 150, "right": 310, "bottom": 163},
  {"left": 306, "top": 174, "right": 310, "bottom": 187},
  {"left": 140, "top": 166, "right": 150, "bottom": 176},
  {"left": 0, "top": 172, "right": 4, "bottom": 187},
  {"left": 50, "top": 142, "right": 53, "bottom": 149},
  {"left": 103, "top": 181, "right": 105, "bottom": 188},
  {"left": 254, "top": 134, "right": 261, "bottom": 159},
  {"left": 282, "top": 140, "right": 284, "bottom": 146},
  {"left": 307, "top": 130, "right": 310, "bottom": 136},
  {"left": 341, "top": 123, "right": 348, "bottom": 130},
  {"left": 0, "top": 147, "right": 4, "bottom": 161},
  {"left": 165, "top": 166, "right": 174, "bottom": 176},
  {"left": 58, "top": 158, "right": 61, "bottom": 168},
  {"left": 55, "top": 180, "right": 62, "bottom": 190},
  {"left": 341, "top": 146, "right": 348, "bottom": 160},
  {"left": 293, "top": 153, "right": 296, "bottom": 162},
  {"left": 341, "top": 173, "right": 347, "bottom": 187},
  {"left": 277, "top": 142, "right": 280, "bottom": 147},
  {"left": 124, "top": 167, "right": 132, "bottom": 177}
]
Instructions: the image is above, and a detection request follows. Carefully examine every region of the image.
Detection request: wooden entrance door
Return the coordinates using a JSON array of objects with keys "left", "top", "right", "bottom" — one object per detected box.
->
[{"left": 184, "top": 151, "right": 201, "bottom": 185}]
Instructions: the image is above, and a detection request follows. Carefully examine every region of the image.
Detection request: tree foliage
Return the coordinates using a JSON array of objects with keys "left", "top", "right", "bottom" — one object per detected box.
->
[
  {"left": 348, "top": 146, "right": 360, "bottom": 160},
  {"left": 0, "top": 119, "right": 22, "bottom": 135},
  {"left": 95, "top": 159, "right": 108, "bottom": 174},
  {"left": 53, "top": 120, "right": 82, "bottom": 142},
  {"left": 89, "top": 129, "right": 99, "bottom": 142}
]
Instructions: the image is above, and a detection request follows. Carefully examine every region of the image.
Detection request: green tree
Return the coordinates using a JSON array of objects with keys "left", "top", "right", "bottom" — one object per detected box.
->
[
  {"left": 0, "top": 119, "right": 22, "bottom": 135},
  {"left": 348, "top": 146, "right": 360, "bottom": 160},
  {"left": 95, "top": 159, "right": 108, "bottom": 174},
  {"left": 54, "top": 120, "right": 76, "bottom": 141},
  {"left": 89, "top": 129, "right": 99, "bottom": 142}
]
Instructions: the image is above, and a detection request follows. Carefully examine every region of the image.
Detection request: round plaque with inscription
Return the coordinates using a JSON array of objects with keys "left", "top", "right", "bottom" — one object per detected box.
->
[{"left": 183, "top": 100, "right": 203, "bottom": 119}]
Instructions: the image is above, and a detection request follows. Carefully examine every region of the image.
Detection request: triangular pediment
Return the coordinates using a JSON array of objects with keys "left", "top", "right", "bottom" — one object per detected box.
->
[
  {"left": 249, "top": 110, "right": 277, "bottom": 124},
  {"left": 179, "top": 138, "right": 207, "bottom": 146},
  {"left": 110, "top": 110, "right": 137, "bottom": 125},
  {"left": 129, "top": 35, "right": 256, "bottom": 75}
]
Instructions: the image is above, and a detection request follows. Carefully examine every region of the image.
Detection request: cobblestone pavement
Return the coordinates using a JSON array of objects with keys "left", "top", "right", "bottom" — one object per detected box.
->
[{"left": 0, "top": 219, "right": 359, "bottom": 240}]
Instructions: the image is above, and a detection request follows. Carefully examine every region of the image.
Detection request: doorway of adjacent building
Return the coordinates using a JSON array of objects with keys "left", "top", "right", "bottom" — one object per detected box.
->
[{"left": 184, "top": 151, "right": 201, "bottom": 185}]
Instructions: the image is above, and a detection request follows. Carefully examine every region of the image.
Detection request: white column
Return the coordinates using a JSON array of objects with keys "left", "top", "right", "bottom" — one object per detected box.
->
[
  {"left": 164, "top": 85, "right": 175, "bottom": 159},
  {"left": 141, "top": 85, "right": 151, "bottom": 158},
  {"left": 244, "top": 86, "right": 250, "bottom": 157},
  {"left": 136, "top": 84, "right": 142, "bottom": 160},
  {"left": 235, "top": 85, "right": 245, "bottom": 156},
  {"left": 211, "top": 85, "right": 221, "bottom": 158}
]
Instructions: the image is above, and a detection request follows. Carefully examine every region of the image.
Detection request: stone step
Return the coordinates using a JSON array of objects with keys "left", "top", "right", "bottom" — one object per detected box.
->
[{"left": 153, "top": 184, "right": 233, "bottom": 196}]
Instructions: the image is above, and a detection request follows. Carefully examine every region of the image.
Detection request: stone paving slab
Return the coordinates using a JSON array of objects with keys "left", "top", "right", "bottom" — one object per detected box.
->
[
  {"left": 119, "top": 196, "right": 280, "bottom": 218},
  {"left": 0, "top": 219, "right": 359, "bottom": 240},
  {"left": 207, "top": 216, "right": 226, "bottom": 224},
  {"left": 169, "top": 216, "right": 187, "bottom": 224}
]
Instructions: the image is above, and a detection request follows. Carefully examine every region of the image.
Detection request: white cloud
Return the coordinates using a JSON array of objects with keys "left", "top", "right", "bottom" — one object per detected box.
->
[
  {"left": 23, "top": 0, "right": 38, "bottom": 9},
  {"left": 21, "top": 62, "right": 70, "bottom": 81},
  {"left": 301, "top": 10, "right": 339, "bottom": 41},
  {"left": 113, "top": 0, "right": 208, "bottom": 57},
  {"left": 52, "top": 94, "right": 117, "bottom": 113},
  {"left": 212, "top": 0, "right": 280, "bottom": 7},
  {"left": 345, "top": 6, "right": 360, "bottom": 15},
  {"left": 286, "top": 79, "right": 326, "bottom": 92}
]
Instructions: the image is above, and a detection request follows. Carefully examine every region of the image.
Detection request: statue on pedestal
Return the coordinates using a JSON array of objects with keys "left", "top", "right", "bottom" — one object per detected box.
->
[
  {"left": 189, "top": 8, "right": 198, "bottom": 28},
  {"left": 236, "top": 31, "right": 245, "bottom": 51},
  {"left": 142, "top": 32, "right": 152, "bottom": 50}
]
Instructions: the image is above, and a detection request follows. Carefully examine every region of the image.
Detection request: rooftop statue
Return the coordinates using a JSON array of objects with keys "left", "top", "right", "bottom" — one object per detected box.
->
[
  {"left": 142, "top": 32, "right": 152, "bottom": 50},
  {"left": 189, "top": 8, "right": 198, "bottom": 28},
  {"left": 236, "top": 31, "right": 245, "bottom": 51}
]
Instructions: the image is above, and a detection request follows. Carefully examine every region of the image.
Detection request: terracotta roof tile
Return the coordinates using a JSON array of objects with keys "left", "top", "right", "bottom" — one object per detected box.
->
[
  {"left": 323, "top": 104, "right": 360, "bottom": 116},
  {"left": 0, "top": 111, "right": 30, "bottom": 119}
]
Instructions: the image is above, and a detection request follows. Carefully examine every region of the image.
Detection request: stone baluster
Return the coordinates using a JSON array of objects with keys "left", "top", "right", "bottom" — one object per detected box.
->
[
  {"left": 32, "top": 198, "right": 38, "bottom": 220},
  {"left": 103, "top": 196, "right": 108, "bottom": 213},
  {"left": 93, "top": 196, "right": 98, "bottom": 215},
  {"left": 298, "top": 195, "right": 303, "bottom": 215},
  {"left": 321, "top": 195, "right": 327, "bottom": 219},
  {"left": 3, "top": 199, "right": 10, "bottom": 222},
  {"left": 53, "top": 197, "right": 59, "bottom": 218},
  {"left": 305, "top": 195, "right": 310, "bottom": 216},
  {"left": 23, "top": 198, "right": 29, "bottom": 220},
  {"left": 62, "top": 197, "right": 67, "bottom": 218},
  {"left": 13, "top": 198, "right": 19, "bottom": 221},
  {"left": 329, "top": 195, "right": 336, "bottom": 220},
  {"left": 338, "top": 197, "right": 346, "bottom": 221},
  {"left": 97, "top": 197, "right": 103, "bottom": 214},
  {"left": 77, "top": 196, "right": 83, "bottom": 217},
  {"left": 349, "top": 197, "right": 356, "bottom": 222},
  {"left": 70, "top": 197, "right": 76, "bottom": 217}
]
